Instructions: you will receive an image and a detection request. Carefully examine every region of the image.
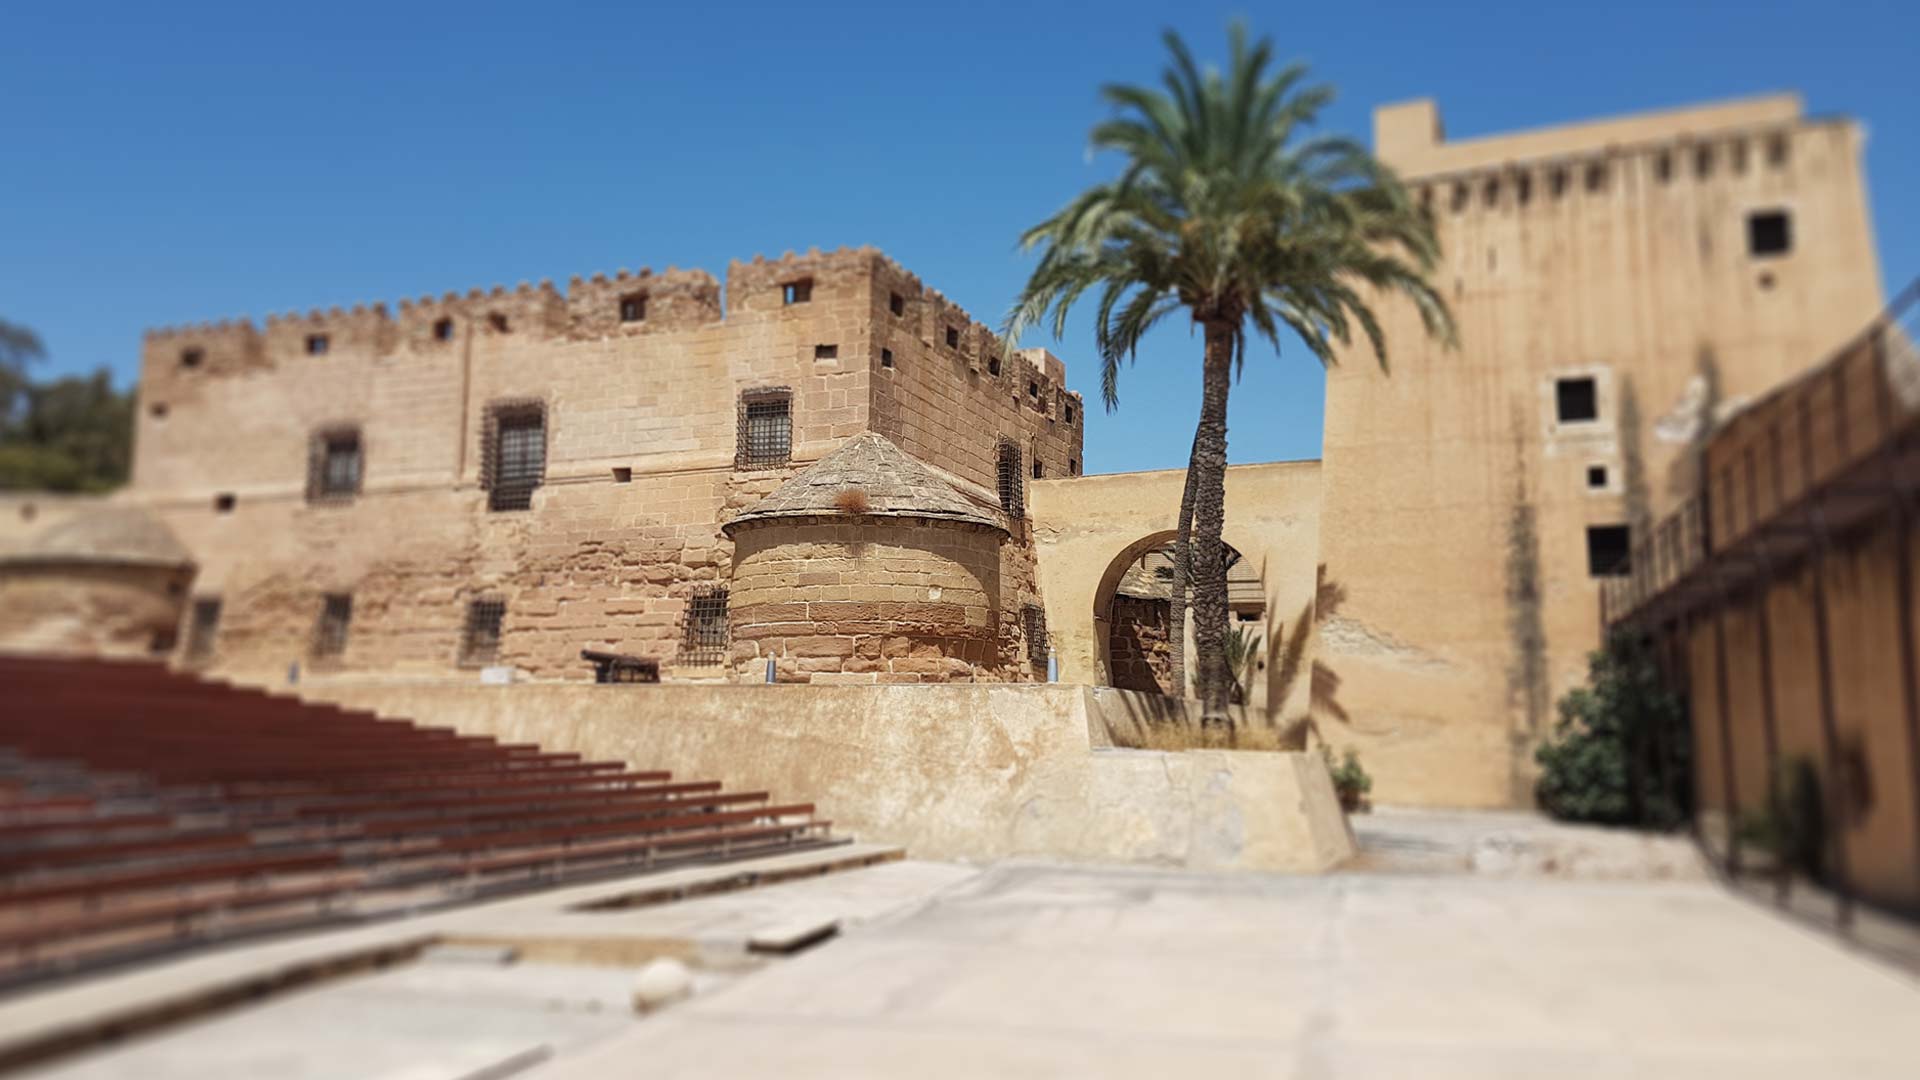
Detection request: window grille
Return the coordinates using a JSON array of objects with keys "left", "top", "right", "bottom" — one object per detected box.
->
[
  {"left": 308, "top": 426, "right": 362, "bottom": 501},
  {"left": 679, "top": 585, "right": 729, "bottom": 665},
  {"left": 185, "top": 597, "right": 222, "bottom": 661},
  {"left": 460, "top": 598, "right": 506, "bottom": 666},
  {"left": 481, "top": 401, "right": 546, "bottom": 511},
  {"left": 312, "top": 593, "right": 352, "bottom": 658},
  {"left": 996, "top": 440, "right": 1024, "bottom": 518},
  {"left": 1023, "top": 604, "right": 1048, "bottom": 667},
  {"left": 619, "top": 293, "right": 647, "bottom": 322},
  {"left": 737, "top": 389, "right": 792, "bottom": 468}
]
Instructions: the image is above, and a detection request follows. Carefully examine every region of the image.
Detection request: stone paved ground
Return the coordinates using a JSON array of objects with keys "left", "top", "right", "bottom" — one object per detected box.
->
[
  {"left": 545, "top": 861, "right": 1920, "bottom": 1080},
  {"left": 21, "top": 826, "right": 1920, "bottom": 1079}
]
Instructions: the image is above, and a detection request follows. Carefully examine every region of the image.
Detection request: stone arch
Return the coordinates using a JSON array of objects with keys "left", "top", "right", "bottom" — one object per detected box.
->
[{"left": 1092, "top": 530, "right": 1264, "bottom": 694}]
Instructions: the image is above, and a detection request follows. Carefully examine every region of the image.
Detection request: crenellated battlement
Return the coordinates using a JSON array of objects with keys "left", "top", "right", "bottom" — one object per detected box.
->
[{"left": 137, "top": 247, "right": 1079, "bottom": 412}]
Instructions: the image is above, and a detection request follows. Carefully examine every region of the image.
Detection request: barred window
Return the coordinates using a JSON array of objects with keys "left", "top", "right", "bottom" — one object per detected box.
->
[
  {"left": 482, "top": 401, "right": 546, "bottom": 511},
  {"left": 185, "top": 597, "right": 222, "bottom": 661},
  {"left": 996, "top": 440, "right": 1024, "bottom": 518},
  {"left": 737, "top": 389, "right": 792, "bottom": 468},
  {"left": 312, "top": 593, "right": 352, "bottom": 658},
  {"left": 619, "top": 293, "right": 647, "bottom": 322},
  {"left": 460, "top": 598, "right": 506, "bottom": 666},
  {"left": 1023, "top": 604, "right": 1048, "bottom": 667},
  {"left": 679, "top": 585, "right": 729, "bottom": 665},
  {"left": 309, "top": 426, "right": 362, "bottom": 501}
]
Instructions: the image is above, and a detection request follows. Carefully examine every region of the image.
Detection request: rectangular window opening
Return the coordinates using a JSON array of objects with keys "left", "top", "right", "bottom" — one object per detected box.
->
[
  {"left": 1748, "top": 210, "right": 1791, "bottom": 258},
  {"left": 880, "top": 348, "right": 894, "bottom": 369},
  {"left": 945, "top": 326, "right": 960, "bottom": 349},
  {"left": 889, "top": 292, "right": 905, "bottom": 316},
  {"left": 460, "top": 598, "right": 506, "bottom": 667},
  {"left": 214, "top": 493, "right": 236, "bottom": 514},
  {"left": 313, "top": 593, "right": 352, "bottom": 658},
  {"left": 814, "top": 343, "right": 838, "bottom": 360},
  {"left": 612, "top": 466, "right": 632, "bottom": 483},
  {"left": 1023, "top": 604, "right": 1048, "bottom": 667},
  {"left": 433, "top": 317, "right": 455, "bottom": 342},
  {"left": 619, "top": 293, "right": 647, "bottom": 323},
  {"left": 1585, "top": 162, "right": 1607, "bottom": 193},
  {"left": 737, "top": 390, "right": 793, "bottom": 468},
  {"left": 1587, "top": 464, "right": 1608, "bottom": 489},
  {"left": 180, "top": 348, "right": 204, "bottom": 369},
  {"left": 185, "top": 597, "right": 222, "bottom": 661},
  {"left": 484, "top": 403, "right": 546, "bottom": 512},
  {"left": 996, "top": 441, "right": 1025, "bottom": 519},
  {"left": 311, "top": 427, "right": 363, "bottom": 501},
  {"left": 1555, "top": 377, "right": 1598, "bottom": 424},
  {"left": 680, "top": 585, "right": 729, "bottom": 665},
  {"left": 306, "top": 333, "right": 330, "bottom": 356},
  {"left": 1587, "top": 525, "right": 1631, "bottom": 579},
  {"left": 782, "top": 279, "right": 813, "bottom": 305}
]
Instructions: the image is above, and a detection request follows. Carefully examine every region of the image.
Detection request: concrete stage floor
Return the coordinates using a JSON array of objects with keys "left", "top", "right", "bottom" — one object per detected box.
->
[{"left": 16, "top": 822, "right": 1920, "bottom": 1079}]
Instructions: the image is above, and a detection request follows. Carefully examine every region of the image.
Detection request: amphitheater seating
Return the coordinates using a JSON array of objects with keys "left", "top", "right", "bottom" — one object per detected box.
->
[{"left": 0, "top": 656, "right": 833, "bottom": 986}]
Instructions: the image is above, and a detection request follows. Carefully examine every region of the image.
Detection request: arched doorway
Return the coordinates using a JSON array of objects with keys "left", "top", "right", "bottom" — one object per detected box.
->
[{"left": 1096, "top": 537, "right": 1265, "bottom": 698}]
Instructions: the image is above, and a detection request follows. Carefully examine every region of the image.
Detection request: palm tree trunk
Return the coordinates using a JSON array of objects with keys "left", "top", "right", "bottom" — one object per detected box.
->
[
  {"left": 1166, "top": 431, "right": 1199, "bottom": 697},
  {"left": 1191, "top": 319, "right": 1236, "bottom": 720}
]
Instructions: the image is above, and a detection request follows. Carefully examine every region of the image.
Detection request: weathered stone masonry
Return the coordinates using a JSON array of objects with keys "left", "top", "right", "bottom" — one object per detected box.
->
[{"left": 128, "top": 248, "right": 1082, "bottom": 682}]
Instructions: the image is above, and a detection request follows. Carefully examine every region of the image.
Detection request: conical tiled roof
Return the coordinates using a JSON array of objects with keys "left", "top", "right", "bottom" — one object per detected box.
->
[
  {"left": 724, "top": 432, "right": 1004, "bottom": 534},
  {"left": 3, "top": 505, "right": 193, "bottom": 568}
]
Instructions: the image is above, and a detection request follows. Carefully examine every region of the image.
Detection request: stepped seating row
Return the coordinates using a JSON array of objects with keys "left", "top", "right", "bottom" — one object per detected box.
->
[{"left": 0, "top": 655, "right": 834, "bottom": 986}]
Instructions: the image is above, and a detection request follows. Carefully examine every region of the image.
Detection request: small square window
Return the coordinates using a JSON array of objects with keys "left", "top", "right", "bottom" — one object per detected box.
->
[
  {"left": 783, "top": 279, "right": 812, "bottom": 305},
  {"left": 814, "top": 343, "right": 838, "bottom": 360},
  {"left": 1586, "top": 525, "right": 1631, "bottom": 578},
  {"left": 1064, "top": 403, "right": 1076, "bottom": 425},
  {"left": 1585, "top": 162, "right": 1607, "bottom": 193},
  {"left": 987, "top": 354, "right": 1001, "bottom": 376},
  {"left": 612, "top": 466, "right": 632, "bottom": 483},
  {"left": 149, "top": 402, "right": 168, "bottom": 419},
  {"left": 889, "top": 292, "right": 905, "bottom": 316},
  {"left": 1555, "top": 377, "right": 1598, "bottom": 424},
  {"left": 1587, "top": 465, "right": 1608, "bottom": 489},
  {"left": 1548, "top": 167, "right": 1568, "bottom": 198},
  {"left": 306, "top": 333, "right": 329, "bottom": 356},
  {"left": 1027, "top": 380, "right": 1039, "bottom": 400},
  {"left": 1694, "top": 145, "right": 1714, "bottom": 179},
  {"left": 180, "top": 347, "right": 204, "bottom": 369},
  {"left": 619, "top": 293, "right": 647, "bottom": 323},
  {"left": 945, "top": 327, "right": 960, "bottom": 349},
  {"left": 1766, "top": 134, "right": 1789, "bottom": 168},
  {"left": 487, "top": 312, "right": 510, "bottom": 333},
  {"left": 460, "top": 598, "right": 506, "bottom": 666},
  {"left": 1032, "top": 459, "right": 1044, "bottom": 480},
  {"left": 880, "top": 348, "right": 894, "bottom": 368},
  {"left": 214, "top": 493, "right": 236, "bottom": 513},
  {"left": 1748, "top": 210, "right": 1791, "bottom": 257},
  {"left": 433, "top": 317, "right": 455, "bottom": 341}
]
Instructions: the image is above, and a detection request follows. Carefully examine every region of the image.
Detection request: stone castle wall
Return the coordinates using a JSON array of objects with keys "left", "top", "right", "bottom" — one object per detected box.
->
[
  {"left": 1317, "top": 95, "right": 1886, "bottom": 805},
  {"left": 128, "top": 248, "right": 1080, "bottom": 681}
]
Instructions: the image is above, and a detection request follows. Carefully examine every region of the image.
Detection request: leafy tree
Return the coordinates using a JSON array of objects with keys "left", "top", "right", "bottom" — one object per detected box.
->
[
  {"left": 1008, "top": 26, "right": 1454, "bottom": 717},
  {"left": 0, "top": 318, "right": 134, "bottom": 493},
  {"left": 1535, "top": 631, "right": 1691, "bottom": 829}
]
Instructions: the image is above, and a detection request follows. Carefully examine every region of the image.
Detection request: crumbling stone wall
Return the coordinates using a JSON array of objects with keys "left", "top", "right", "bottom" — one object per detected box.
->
[
  {"left": 127, "top": 248, "right": 1080, "bottom": 682},
  {"left": 1108, "top": 595, "right": 1173, "bottom": 694},
  {"left": 0, "top": 563, "right": 191, "bottom": 658}
]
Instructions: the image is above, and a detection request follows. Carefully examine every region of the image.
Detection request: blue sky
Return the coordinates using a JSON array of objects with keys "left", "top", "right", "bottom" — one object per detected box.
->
[{"left": 3, "top": 1, "right": 1914, "bottom": 474}]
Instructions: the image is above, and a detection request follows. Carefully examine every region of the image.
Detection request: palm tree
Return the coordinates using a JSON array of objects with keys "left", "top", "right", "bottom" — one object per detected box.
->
[{"left": 1006, "top": 25, "right": 1455, "bottom": 719}]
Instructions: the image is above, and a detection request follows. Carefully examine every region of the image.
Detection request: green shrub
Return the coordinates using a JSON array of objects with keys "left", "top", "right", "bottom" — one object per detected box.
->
[
  {"left": 1534, "top": 631, "right": 1690, "bottom": 829},
  {"left": 1322, "top": 745, "right": 1372, "bottom": 811}
]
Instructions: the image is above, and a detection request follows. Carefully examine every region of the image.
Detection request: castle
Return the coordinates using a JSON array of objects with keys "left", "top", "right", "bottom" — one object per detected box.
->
[{"left": 0, "top": 92, "right": 1889, "bottom": 815}]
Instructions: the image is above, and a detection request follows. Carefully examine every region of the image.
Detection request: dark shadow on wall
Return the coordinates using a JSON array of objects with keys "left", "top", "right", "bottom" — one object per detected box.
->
[
  {"left": 1269, "top": 564, "right": 1352, "bottom": 746},
  {"left": 1505, "top": 406, "right": 1549, "bottom": 801}
]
